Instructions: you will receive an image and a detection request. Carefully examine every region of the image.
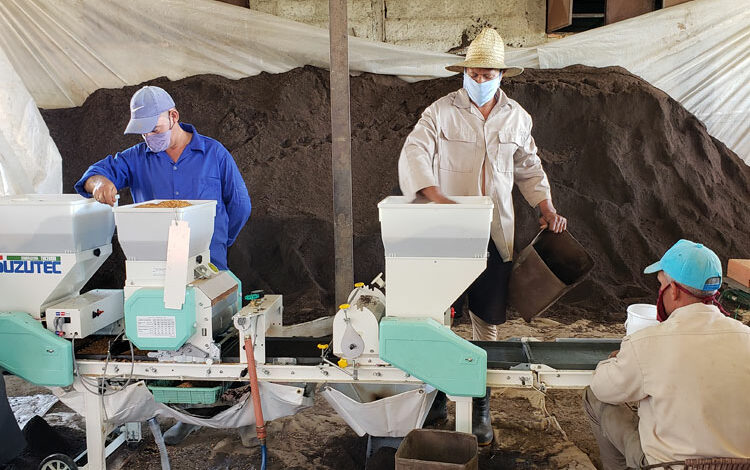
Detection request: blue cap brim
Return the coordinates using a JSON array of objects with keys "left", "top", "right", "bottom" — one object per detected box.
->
[
  {"left": 643, "top": 261, "right": 662, "bottom": 274},
  {"left": 124, "top": 115, "right": 159, "bottom": 135}
]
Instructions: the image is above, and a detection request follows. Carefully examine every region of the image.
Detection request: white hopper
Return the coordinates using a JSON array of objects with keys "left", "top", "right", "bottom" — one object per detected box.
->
[
  {"left": 0, "top": 194, "right": 114, "bottom": 253},
  {"left": 321, "top": 383, "right": 437, "bottom": 437},
  {"left": 0, "top": 194, "right": 114, "bottom": 317},
  {"left": 113, "top": 200, "right": 217, "bottom": 261},
  {"left": 377, "top": 196, "right": 493, "bottom": 323}
]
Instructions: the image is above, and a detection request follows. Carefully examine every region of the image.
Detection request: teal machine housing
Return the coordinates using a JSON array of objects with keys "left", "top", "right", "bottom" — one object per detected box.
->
[
  {"left": 125, "top": 288, "right": 197, "bottom": 350},
  {"left": 0, "top": 312, "right": 73, "bottom": 387},
  {"left": 379, "top": 317, "right": 487, "bottom": 397}
]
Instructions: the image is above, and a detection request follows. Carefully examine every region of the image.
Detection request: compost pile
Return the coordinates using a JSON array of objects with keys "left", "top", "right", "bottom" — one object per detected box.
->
[{"left": 42, "top": 65, "right": 750, "bottom": 324}]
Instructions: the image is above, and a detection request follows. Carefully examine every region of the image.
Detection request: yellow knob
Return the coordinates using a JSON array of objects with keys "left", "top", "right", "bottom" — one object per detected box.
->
[
  {"left": 338, "top": 304, "right": 350, "bottom": 310},
  {"left": 317, "top": 344, "right": 329, "bottom": 350},
  {"left": 354, "top": 282, "right": 364, "bottom": 288},
  {"left": 338, "top": 358, "right": 348, "bottom": 368}
]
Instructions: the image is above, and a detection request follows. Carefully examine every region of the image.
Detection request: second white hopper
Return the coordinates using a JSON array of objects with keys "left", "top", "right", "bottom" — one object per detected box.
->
[
  {"left": 113, "top": 200, "right": 217, "bottom": 261},
  {"left": 378, "top": 196, "right": 493, "bottom": 323}
]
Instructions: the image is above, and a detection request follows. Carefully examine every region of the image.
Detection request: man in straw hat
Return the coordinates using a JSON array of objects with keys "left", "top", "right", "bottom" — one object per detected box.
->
[
  {"left": 399, "top": 27, "right": 566, "bottom": 445},
  {"left": 583, "top": 240, "right": 750, "bottom": 469}
]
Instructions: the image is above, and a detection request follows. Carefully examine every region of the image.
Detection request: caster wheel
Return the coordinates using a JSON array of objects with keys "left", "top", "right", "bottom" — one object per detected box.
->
[{"left": 38, "top": 453, "right": 78, "bottom": 470}]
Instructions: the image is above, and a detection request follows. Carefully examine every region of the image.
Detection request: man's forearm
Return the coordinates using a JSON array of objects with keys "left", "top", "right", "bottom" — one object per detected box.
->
[
  {"left": 537, "top": 198, "right": 556, "bottom": 216},
  {"left": 83, "top": 175, "right": 108, "bottom": 194}
]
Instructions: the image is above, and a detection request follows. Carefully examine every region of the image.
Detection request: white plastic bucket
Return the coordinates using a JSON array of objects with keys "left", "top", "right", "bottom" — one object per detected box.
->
[{"left": 625, "top": 304, "right": 659, "bottom": 335}]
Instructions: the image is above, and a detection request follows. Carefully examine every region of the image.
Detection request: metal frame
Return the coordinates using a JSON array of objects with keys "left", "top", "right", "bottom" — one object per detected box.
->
[
  {"left": 532, "top": 364, "right": 596, "bottom": 389},
  {"left": 75, "top": 360, "right": 542, "bottom": 386},
  {"left": 73, "top": 357, "right": 592, "bottom": 469}
]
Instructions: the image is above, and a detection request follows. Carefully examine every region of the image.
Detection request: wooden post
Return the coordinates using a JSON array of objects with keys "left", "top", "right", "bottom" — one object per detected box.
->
[{"left": 328, "top": 0, "right": 354, "bottom": 306}]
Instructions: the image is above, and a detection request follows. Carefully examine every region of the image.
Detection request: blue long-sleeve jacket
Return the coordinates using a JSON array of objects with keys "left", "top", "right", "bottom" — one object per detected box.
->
[{"left": 74, "top": 123, "right": 251, "bottom": 270}]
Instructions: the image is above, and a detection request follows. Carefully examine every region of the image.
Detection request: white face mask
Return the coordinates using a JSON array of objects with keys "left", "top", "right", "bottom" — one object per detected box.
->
[
  {"left": 463, "top": 71, "right": 502, "bottom": 106},
  {"left": 143, "top": 117, "right": 175, "bottom": 153}
]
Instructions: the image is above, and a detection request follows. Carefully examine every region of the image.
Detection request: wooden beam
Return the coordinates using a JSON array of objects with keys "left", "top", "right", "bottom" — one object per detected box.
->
[{"left": 329, "top": 0, "right": 354, "bottom": 307}]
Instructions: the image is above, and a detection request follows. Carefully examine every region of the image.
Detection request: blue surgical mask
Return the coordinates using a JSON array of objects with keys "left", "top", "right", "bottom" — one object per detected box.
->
[
  {"left": 143, "top": 119, "right": 174, "bottom": 153},
  {"left": 463, "top": 72, "right": 502, "bottom": 107}
]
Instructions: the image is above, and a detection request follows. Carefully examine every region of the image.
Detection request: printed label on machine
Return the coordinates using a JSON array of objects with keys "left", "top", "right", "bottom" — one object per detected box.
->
[
  {"left": 0, "top": 255, "right": 62, "bottom": 275},
  {"left": 136, "top": 316, "right": 177, "bottom": 338},
  {"left": 151, "top": 266, "right": 166, "bottom": 277}
]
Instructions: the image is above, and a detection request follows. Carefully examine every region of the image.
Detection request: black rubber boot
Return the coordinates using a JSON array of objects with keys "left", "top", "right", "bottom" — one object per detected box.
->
[
  {"left": 424, "top": 391, "right": 448, "bottom": 425},
  {"left": 472, "top": 387, "right": 494, "bottom": 446}
]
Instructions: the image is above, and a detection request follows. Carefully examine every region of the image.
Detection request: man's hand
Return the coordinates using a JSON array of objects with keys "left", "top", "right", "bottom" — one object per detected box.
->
[
  {"left": 608, "top": 349, "right": 619, "bottom": 359},
  {"left": 418, "top": 186, "right": 457, "bottom": 204},
  {"left": 85, "top": 176, "right": 118, "bottom": 206},
  {"left": 537, "top": 199, "right": 567, "bottom": 233}
]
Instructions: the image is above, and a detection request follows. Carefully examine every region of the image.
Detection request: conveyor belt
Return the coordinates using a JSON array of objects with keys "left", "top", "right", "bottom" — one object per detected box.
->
[{"left": 76, "top": 335, "right": 620, "bottom": 370}]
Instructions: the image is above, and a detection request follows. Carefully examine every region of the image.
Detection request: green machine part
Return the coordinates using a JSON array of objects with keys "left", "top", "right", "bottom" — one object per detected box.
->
[
  {"left": 125, "top": 287, "right": 197, "bottom": 350},
  {"left": 379, "top": 317, "right": 487, "bottom": 397},
  {"left": 0, "top": 312, "right": 73, "bottom": 387}
]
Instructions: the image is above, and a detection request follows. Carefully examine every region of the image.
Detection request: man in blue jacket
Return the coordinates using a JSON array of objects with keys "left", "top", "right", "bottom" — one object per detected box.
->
[
  {"left": 75, "top": 86, "right": 251, "bottom": 271},
  {"left": 75, "top": 86, "right": 252, "bottom": 445}
]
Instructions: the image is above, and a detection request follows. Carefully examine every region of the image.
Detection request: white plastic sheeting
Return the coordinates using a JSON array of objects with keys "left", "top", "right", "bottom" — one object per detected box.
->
[
  {"left": 505, "top": 0, "right": 750, "bottom": 164},
  {"left": 0, "top": 0, "right": 747, "bottom": 195},
  {"left": 51, "top": 379, "right": 311, "bottom": 428},
  {"left": 321, "top": 383, "right": 437, "bottom": 437},
  {"left": 8, "top": 393, "right": 59, "bottom": 429},
  {"left": 0, "top": 0, "right": 457, "bottom": 109},
  {"left": 0, "top": 46, "right": 62, "bottom": 196}
]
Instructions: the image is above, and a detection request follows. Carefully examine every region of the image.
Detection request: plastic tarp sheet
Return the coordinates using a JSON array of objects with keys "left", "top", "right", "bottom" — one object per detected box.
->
[
  {"left": 0, "top": 46, "right": 62, "bottom": 196},
  {"left": 0, "top": 0, "right": 746, "bottom": 195},
  {"left": 505, "top": 0, "right": 750, "bottom": 164},
  {"left": 51, "top": 379, "right": 311, "bottom": 428},
  {"left": 321, "top": 383, "right": 436, "bottom": 437},
  {"left": 0, "top": 0, "right": 457, "bottom": 109},
  {"left": 8, "top": 393, "right": 58, "bottom": 429}
]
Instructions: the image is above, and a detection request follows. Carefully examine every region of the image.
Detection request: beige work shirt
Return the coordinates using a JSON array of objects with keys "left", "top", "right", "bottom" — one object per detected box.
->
[
  {"left": 398, "top": 88, "right": 552, "bottom": 261},
  {"left": 591, "top": 303, "right": 750, "bottom": 464}
]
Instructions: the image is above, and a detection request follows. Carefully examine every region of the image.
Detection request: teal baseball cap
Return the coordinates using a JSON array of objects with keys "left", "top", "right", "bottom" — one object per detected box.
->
[
  {"left": 124, "top": 86, "right": 175, "bottom": 135},
  {"left": 643, "top": 239, "right": 722, "bottom": 291}
]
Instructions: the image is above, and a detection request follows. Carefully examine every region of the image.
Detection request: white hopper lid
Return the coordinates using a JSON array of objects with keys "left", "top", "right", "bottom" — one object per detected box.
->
[{"left": 113, "top": 200, "right": 217, "bottom": 261}]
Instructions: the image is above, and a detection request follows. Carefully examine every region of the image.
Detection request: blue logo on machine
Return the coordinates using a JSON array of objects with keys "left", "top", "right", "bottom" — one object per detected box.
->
[{"left": 0, "top": 255, "right": 62, "bottom": 274}]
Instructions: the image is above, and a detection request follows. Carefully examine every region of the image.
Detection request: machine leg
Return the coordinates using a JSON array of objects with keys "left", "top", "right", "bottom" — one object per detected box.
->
[
  {"left": 83, "top": 383, "right": 107, "bottom": 470},
  {"left": 447, "top": 395, "right": 472, "bottom": 434}
]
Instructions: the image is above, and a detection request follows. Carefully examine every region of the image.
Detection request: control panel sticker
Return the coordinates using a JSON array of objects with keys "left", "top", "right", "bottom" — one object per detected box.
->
[{"left": 136, "top": 316, "right": 177, "bottom": 338}]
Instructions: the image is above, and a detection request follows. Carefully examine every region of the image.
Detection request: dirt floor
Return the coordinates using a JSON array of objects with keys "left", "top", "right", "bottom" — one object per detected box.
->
[{"left": 4, "top": 316, "right": 624, "bottom": 470}]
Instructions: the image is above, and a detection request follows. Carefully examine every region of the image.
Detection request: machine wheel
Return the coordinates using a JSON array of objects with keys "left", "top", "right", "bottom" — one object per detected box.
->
[{"left": 38, "top": 454, "right": 78, "bottom": 470}]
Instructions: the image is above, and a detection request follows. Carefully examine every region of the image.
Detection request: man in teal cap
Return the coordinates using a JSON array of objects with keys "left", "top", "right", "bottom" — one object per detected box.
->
[{"left": 583, "top": 240, "right": 750, "bottom": 469}]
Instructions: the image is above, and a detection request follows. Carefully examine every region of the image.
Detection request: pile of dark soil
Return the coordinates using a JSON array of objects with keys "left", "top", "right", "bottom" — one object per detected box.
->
[{"left": 42, "top": 65, "right": 750, "bottom": 324}]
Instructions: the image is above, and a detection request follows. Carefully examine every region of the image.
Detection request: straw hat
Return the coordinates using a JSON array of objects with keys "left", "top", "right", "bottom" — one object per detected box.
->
[{"left": 446, "top": 28, "right": 523, "bottom": 77}]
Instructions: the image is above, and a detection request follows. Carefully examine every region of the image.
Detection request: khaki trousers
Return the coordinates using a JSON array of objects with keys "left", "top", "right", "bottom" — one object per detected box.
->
[
  {"left": 470, "top": 310, "right": 498, "bottom": 341},
  {"left": 582, "top": 386, "right": 649, "bottom": 470}
]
